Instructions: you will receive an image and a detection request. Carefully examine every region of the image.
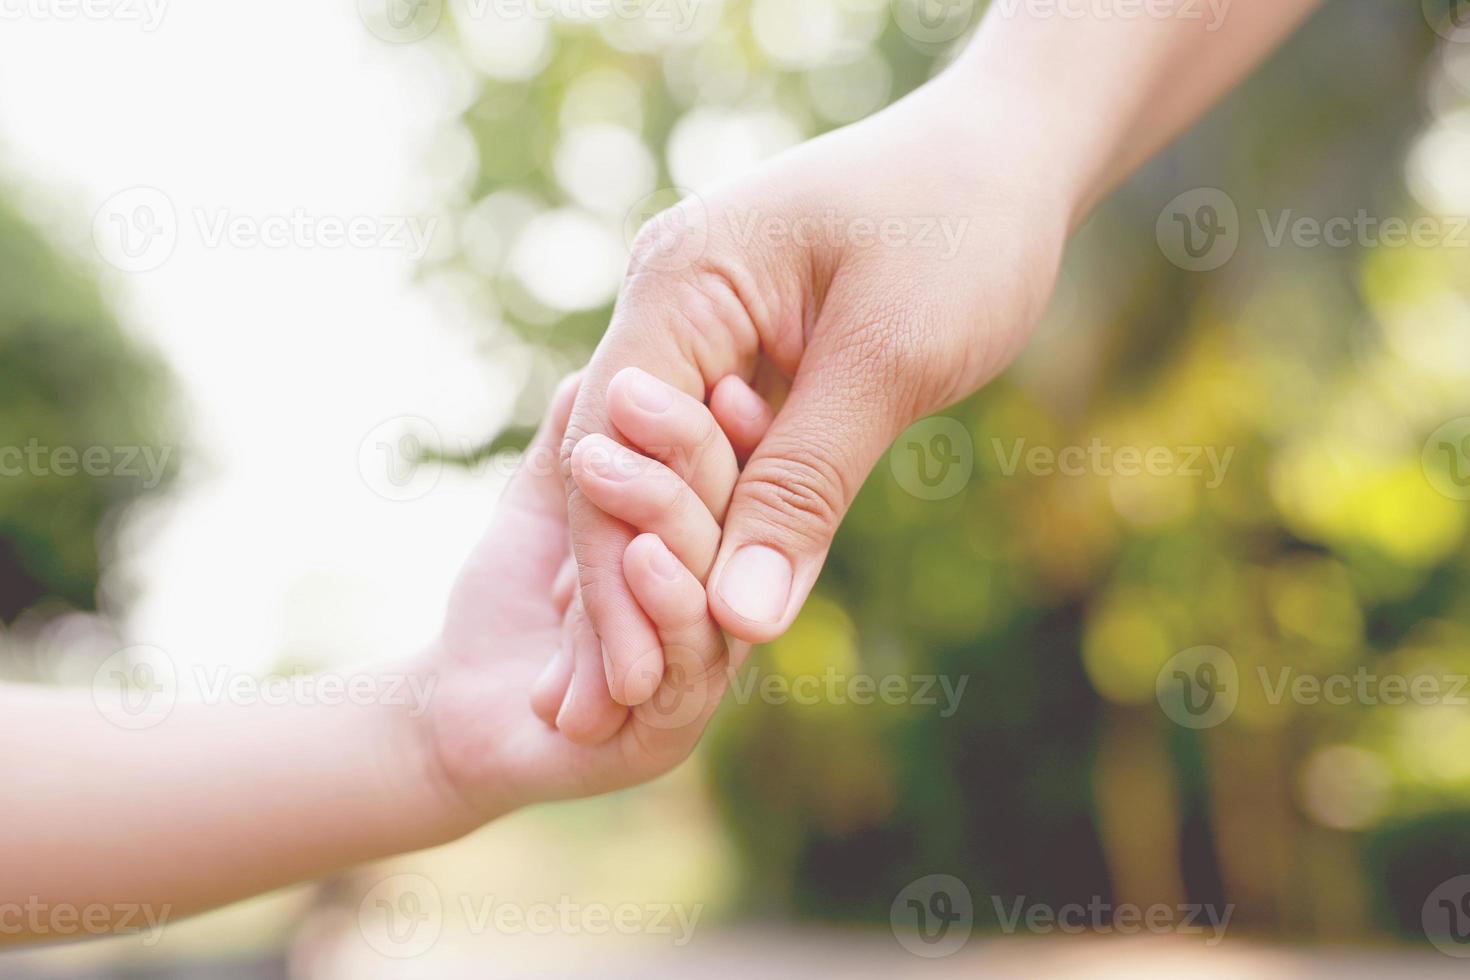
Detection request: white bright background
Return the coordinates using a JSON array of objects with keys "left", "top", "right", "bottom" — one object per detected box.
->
[{"left": 0, "top": 2, "right": 511, "bottom": 677}]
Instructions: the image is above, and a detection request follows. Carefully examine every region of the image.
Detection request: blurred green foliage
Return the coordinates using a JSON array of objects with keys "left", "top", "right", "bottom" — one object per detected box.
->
[
  {"left": 436, "top": 0, "right": 1470, "bottom": 943},
  {"left": 0, "top": 193, "right": 177, "bottom": 623}
]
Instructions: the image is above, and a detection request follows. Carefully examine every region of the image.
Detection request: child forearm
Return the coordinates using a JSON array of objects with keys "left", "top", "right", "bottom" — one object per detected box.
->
[{"left": 0, "top": 673, "right": 463, "bottom": 947}]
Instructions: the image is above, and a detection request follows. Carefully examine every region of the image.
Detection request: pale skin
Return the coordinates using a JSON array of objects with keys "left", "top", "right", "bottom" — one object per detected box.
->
[
  {"left": 562, "top": 0, "right": 1325, "bottom": 706},
  {"left": 3, "top": 0, "right": 1323, "bottom": 947},
  {"left": 0, "top": 371, "right": 771, "bottom": 946}
]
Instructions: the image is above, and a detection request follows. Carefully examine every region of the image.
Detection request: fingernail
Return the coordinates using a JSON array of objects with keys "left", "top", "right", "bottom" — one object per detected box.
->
[
  {"left": 650, "top": 539, "right": 683, "bottom": 581},
  {"left": 555, "top": 678, "right": 578, "bottom": 729},
  {"left": 716, "top": 545, "right": 791, "bottom": 625},
  {"left": 628, "top": 369, "right": 675, "bottom": 413},
  {"left": 583, "top": 440, "right": 634, "bottom": 482}
]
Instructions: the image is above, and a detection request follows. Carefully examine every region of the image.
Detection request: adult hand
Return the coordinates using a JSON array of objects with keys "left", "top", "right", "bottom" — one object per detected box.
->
[
  {"left": 562, "top": 75, "right": 1068, "bottom": 704},
  {"left": 562, "top": 1, "right": 1322, "bottom": 704}
]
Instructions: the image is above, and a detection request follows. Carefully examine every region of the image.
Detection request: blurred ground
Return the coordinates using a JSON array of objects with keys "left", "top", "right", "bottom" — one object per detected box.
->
[{"left": 5, "top": 933, "right": 1468, "bottom": 980}]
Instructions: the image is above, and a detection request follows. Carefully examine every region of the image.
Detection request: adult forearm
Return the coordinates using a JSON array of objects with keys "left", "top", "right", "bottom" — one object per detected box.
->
[{"left": 951, "top": 0, "right": 1324, "bottom": 225}]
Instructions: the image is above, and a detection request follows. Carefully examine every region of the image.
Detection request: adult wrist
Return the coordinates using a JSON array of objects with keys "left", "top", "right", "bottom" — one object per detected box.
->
[{"left": 931, "top": 31, "right": 1121, "bottom": 233}]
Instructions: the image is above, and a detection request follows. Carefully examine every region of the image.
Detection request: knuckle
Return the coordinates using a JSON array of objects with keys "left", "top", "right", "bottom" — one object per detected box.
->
[
  {"left": 559, "top": 421, "right": 594, "bottom": 484},
  {"left": 649, "top": 467, "right": 688, "bottom": 516},
  {"left": 682, "top": 409, "right": 721, "bottom": 470},
  {"left": 740, "top": 451, "right": 848, "bottom": 547},
  {"left": 623, "top": 256, "right": 759, "bottom": 385}
]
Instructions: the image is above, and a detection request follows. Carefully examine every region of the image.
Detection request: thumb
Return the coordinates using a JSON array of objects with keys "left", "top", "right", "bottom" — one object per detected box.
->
[{"left": 707, "top": 331, "right": 918, "bottom": 644}]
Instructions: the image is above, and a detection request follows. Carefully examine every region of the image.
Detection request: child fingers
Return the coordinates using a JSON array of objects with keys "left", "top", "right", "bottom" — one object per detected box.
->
[
  {"left": 530, "top": 631, "right": 574, "bottom": 726},
  {"left": 623, "top": 534, "right": 730, "bottom": 733},
  {"left": 623, "top": 533, "right": 709, "bottom": 631},
  {"left": 570, "top": 433, "right": 721, "bottom": 580},
  {"left": 709, "top": 374, "right": 775, "bottom": 464},
  {"left": 607, "top": 367, "right": 740, "bottom": 523},
  {"left": 551, "top": 556, "right": 577, "bottom": 617},
  {"left": 554, "top": 593, "right": 629, "bottom": 746}
]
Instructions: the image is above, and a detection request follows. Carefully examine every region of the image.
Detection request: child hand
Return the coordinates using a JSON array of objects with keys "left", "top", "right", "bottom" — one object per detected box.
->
[
  {"left": 533, "top": 366, "right": 775, "bottom": 744},
  {"left": 415, "top": 368, "right": 772, "bottom": 833}
]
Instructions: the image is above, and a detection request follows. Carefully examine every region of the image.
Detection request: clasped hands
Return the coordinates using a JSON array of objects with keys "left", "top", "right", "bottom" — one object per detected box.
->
[{"left": 417, "top": 69, "right": 1070, "bottom": 837}]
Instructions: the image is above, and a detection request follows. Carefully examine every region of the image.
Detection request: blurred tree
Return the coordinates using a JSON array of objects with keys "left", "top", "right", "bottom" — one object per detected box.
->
[
  {"left": 433, "top": 0, "right": 1470, "bottom": 945},
  {"left": 0, "top": 192, "right": 177, "bottom": 625}
]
